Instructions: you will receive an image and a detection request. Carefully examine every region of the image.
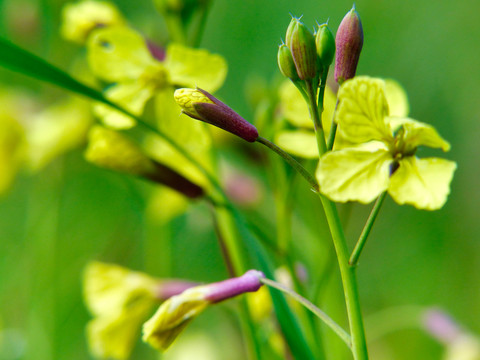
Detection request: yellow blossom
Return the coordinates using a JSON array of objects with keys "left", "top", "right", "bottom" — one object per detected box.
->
[
  {"left": 316, "top": 76, "right": 456, "bottom": 210},
  {"left": 61, "top": 0, "right": 126, "bottom": 44},
  {"left": 84, "top": 261, "right": 160, "bottom": 360},
  {"left": 87, "top": 26, "right": 227, "bottom": 129}
]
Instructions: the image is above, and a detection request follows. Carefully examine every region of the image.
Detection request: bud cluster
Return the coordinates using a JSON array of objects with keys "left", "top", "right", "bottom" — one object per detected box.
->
[{"left": 278, "top": 6, "right": 364, "bottom": 85}]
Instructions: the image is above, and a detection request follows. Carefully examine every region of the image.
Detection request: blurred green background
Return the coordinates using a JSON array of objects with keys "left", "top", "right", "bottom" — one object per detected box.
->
[{"left": 0, "top": 0, "right": 478, "bottom": 359}]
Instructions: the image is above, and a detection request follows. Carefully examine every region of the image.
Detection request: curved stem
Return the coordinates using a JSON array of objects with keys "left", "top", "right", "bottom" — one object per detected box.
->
[
  {"left": 349, "top": 192, "right": 387, "bottom": 267},
  {"left": 261, "top": 278, "right": 352, "bottom": 348},
  {"left": 256, "top": 136, "right": 319, "bottom": 192}
]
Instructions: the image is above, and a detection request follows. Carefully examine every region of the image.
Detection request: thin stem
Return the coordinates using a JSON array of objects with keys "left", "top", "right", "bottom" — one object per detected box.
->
[
  {"left": 349, "top": 192, "right": 387, "bottom": 267},
  {"left": 256, "top": 136, "right": 319, "bottom": 193},
  {"left": 319, "top": 195, "right": 368, "bottom": 360},
  {"left": 317, "top": 68, "right": 329, "bottom": 117},
  {"left": 305, "top": 80, "right": 327, "bottom": 155},
  {"left": 164, "top": 14, "right": 187, "bottom": 44},
  {"left": 327, "top": 98, "right": 340, "bottom": 150},
  {"left": 190, "top": 4, "right": 209, "bottom": 47},
  {"left": 261, "top": 278, "right": 352, "bottom": 348}
]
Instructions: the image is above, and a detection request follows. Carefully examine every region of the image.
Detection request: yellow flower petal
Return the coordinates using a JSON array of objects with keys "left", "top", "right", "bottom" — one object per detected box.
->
[
  {"left": 278, "top": 80, "right": 336, "bottom": 132},
  {"left": 165, "top": 44, "right": 227, "bottom": 93},
  {"left": 87, "top": 301, "right": 155, "bottom": 360},
  {"left": 61, "top": 0, "right": 126, "bottom": 44},
  {"left": 274, "top": 130, "right": 318, "bottom": 159},
  {"left": 88, "top": 26, "right": 158, "bottom": 83},
  {"left": 278, "top": 80, "right": 311, "bottom": 128},
  {"left": 336, "top": 76, "right": 393, "bottom": 144},
  {"left": 317, "top": 142, "right": 392, "bottom": 203},
  {"left": 385, "top": 79, "right": 409, "bottom": 117},
  {"left": 84, "top": 262, "right": 160, "bottom": 359},
  {"left": 389, "top": 117, "right": 451, "bottom": 152},
  {"left": 143, "top": 287, "right": 210, "bottom": 351},
  {"left": 83, "top": 261, "right": 159, "bottom": 316},
  {"left": 94, "top": 82, "right": 156, "bottom": 129},
  {"left": 388, "top": 157, "right": 457, "bottom": 210}
]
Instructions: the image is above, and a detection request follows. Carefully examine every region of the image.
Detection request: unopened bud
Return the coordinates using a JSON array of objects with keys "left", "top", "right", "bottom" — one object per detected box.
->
[
  {"left": 174, "top": 88, "right": 259, "bottom": 142},
  {"left": 277, "top": 44, "right": 299, "bottom": 81},
  {"left": 315, "top": 23, "right": 335, "bottom": 69},
  {"left": 285, "top": 18, "right": 318, "bottom": 80},
  {"left": 335, "top": 6, "right": 364, "bottom": 83},
  {"left": 85, "top": 126, "right": 204, "bottom": 198}
]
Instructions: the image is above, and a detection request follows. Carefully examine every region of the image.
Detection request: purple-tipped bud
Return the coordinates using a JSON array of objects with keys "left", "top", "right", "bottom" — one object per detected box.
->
[
  {"left": 335, "top": 6, "right": 363, "bottom": 83},
  {"left": 315, "top": 23, "right": 335, "bottom": 69},
  {"left": 156, "top": 280, "right": 199, "bottom": 300},
  {"left": 278, "top": 43, "right": 299, "bottom": 81},
  {"left": 204, "top": 270, "right": 265, "bottom": 303},
  {"left": 285, "top": 18, "right": 318, "bottom": 80},
  {"left": 174, "top": 88, "right": 259, "bottom": 142}
]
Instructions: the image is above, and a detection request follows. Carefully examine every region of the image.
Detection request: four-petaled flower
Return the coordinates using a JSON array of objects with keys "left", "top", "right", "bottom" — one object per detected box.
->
[{"left": 316, "top": 76, "right": 456, "bottom": 210}]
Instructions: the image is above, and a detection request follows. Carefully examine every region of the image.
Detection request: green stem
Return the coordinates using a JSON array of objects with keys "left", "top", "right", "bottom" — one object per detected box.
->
[
  {"left": 190, "top": 4, "right": 209, "bottom": 47},
  {"left": 261, "top": 278, "right": 351, "bottom": 348},
  {"left": 317, "top": 68, "right": 329, "bottom": 117},
  {"left": 164, "top": 14, "right": 187, "bottom": 44},
  {"left": 256, "top": 136, "right": 319, "bottom": 192},
  {"left": 319, "top": 196, "right": 369, "bottom": 360},
  {"left": 305, "top": 80, "right": 327, "bottom": 155},
  {"left": 304, "top": 74, "right": 369, "bottom": 360},
  {"left": 327, "top": 98, "right": 340, "bottom": 150},
  {"left": 349, "top": 192, "right": 387, "bottom": 267}
]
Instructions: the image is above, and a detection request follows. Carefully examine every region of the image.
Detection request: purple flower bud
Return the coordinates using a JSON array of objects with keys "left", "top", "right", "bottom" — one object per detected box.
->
[
  {"left": 335, "top": 6, "right": 364, "bottom": 83},
  {"left": 156, "top": 280, "right": 199, "bottom": 300},
  {"left": 204, "top": 270, "right": 265, "bottom": 303},
  {"left": 174, "top": 88, "right": 259, "bottom": 142}
]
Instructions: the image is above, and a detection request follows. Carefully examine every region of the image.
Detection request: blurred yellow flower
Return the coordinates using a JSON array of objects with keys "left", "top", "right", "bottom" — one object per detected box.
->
[
  {"left": 84, "top": 261, "right": 160, "bottom": 360},
  {"left": 87, "top": 26, "right": 227, "bottom": 129},
  {"left": 444, "top": 335, "right": 480, "bottom": 360},
  {"left": 316, "top": 76, "right": 456, "bottom": 210},
  {"left": 61, "top": 0, "right": 126, "bottom": 44}
]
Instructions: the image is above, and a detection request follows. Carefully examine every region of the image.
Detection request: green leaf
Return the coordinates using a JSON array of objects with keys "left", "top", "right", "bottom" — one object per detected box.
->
[
  {"left": 228, "top": 205, "right": 317, "bottom": 360},
  {"left": 0, "top": 37, "right": 106, "bottom": 102}
]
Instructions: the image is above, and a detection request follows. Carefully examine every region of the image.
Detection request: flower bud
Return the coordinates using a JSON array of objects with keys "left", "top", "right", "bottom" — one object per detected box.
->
[
  {"left": 335, "top": 6, "right": 364, "bottom": 84},
  {"left": 174, "top": 88, "right": 259, "bottom": 142},
  {"left": 277, "top": 44, "right": 299, "bottom": 81},
  {"left": 143, "top": 270, "right": 265, "bottom": 351},
  {"left": 285, "top": 18, "right": 318, "bottom": 80},
  {"left": 85, "top": 126, "right": 204, "bottom": 198},
  {"left": 315, "top": 23, "right": 335, "bottom": 69}
]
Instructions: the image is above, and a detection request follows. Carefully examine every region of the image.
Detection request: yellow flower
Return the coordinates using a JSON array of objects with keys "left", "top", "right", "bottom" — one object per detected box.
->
[
  {"left": 316, "top": 76, "right": 456, "bottom": 210},
  {"left": 84, "top": 262, "right": 160, "bottom": 360},
  {"left": 61, "top": 0, "right": 126, "bottom": 44},
  {"left": 143, "top": 270, "right": 264, "bottom": 351},
  {"left": 87, "top": 26, "right": 227, "bottom": 129}
]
